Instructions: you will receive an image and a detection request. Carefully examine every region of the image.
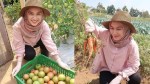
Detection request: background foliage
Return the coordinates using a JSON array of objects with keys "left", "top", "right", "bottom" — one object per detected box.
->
[{"left": 4, "top": 0, "right": 78, "bottom": 47}]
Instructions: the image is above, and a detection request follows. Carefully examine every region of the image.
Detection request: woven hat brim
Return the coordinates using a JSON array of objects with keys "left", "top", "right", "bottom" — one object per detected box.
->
[
  {"left": 102, "top": 21, "right": 136, "bottom": 33},
  {"left": 19, "top": 6, "right": 50, "bottom": 17}
]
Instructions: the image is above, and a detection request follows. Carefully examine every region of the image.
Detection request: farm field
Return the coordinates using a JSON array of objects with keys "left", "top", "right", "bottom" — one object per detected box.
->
[{"left": 75, "top": 17, "right": 150, "bottom": 84}]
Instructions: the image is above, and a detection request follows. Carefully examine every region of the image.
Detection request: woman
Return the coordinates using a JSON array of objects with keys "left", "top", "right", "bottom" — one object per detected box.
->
[
  {"left": 12, "top": 0, "right": 69, "bottom": 77},
  {"left": 85, "top": 11, "right": 141, "bottom": 84}
]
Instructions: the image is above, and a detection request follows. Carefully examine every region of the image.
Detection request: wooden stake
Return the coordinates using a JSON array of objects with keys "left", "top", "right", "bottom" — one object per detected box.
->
[
  {"left": 0, "top": 12, "right": 13, "bottom": 66},
  {"left": 0, "top": 0, "right": 4, "bottom": 14}
]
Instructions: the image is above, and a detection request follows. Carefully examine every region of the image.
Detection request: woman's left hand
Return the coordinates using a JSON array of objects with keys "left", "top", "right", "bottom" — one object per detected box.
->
[
  {"left": 56, "top": 59, "right": 70, "bottom": 70},
  {"left": 109, "top": 75, "right": 123, "bottom": 84},
  {"left": 85, "top": 18, "right": 95, "bottom": 33},
  {"left": 49, "top": 55, "right": 70, "bottom": 70}
]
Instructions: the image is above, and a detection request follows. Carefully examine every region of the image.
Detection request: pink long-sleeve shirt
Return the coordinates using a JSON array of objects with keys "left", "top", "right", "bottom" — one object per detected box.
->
[
  {"left": 91, "top": 25, "right": 140, "bottom": 79},
  {"left": 12, "top": 17, "right": 58, "bottom": 57}
]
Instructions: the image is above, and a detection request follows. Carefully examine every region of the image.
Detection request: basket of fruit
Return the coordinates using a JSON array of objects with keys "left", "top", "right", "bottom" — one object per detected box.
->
[{"left": 15, "top": 54, "right": 75, "bottom": 84}]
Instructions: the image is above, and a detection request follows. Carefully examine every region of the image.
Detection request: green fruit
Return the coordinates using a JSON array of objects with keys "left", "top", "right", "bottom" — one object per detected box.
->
[
  {"left": 35, "top": 64, "right": 41, "bottom": 70},
  {"left": 58, "top": 18, "right": 63, "bottom": 23},
  {"left": 44, "top": 3, "right": 48, "bottom": 6},
  {"left": 33, "top": 81, "right": 40, "bottom": 84},
  {"left": 48, "top": 5, "right": 53, "bottom": 8},
  {"left": 65, "top": 76, "right": 71, "bottom": 83},
  {"left": 38, "top": 71, "right": 45, "bottom": 78},
  {"left": 29, "top": 73, "right": 34, "bottom": 78},
  {"left": 26, "top": 78, "right": 33, "bottom": 84},
  {"left": 70, "top": 79, "right": 74, "bottom": 84},
  {"left": 32, "top": 75, "right": 38, "bottom": 81},
  {"left": 44, "top": 76, "right": 50, "bottom": 83},
  {"left": 68, "top": 6, "right": 72, "bottom": 9},
  {"left": 58, "top": 74, "right": 65, "bottom": 81},
  {"left": 38, "top": 78, "right": 44, "bottom": 84},
  {"left": 58, "top": 81, "right": 66, "bottom": 84},
  {"left": 64, "top": 3, "right": 68, "bottom": 7},
  {"left": 39, "top": 67, "right": 44, "bottom": 71},
  {"left": 52, "top": 76, "right": 59, "bottom": 83}
]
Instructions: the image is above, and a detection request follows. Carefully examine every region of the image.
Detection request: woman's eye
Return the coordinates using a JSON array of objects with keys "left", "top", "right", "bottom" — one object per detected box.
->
[
  {"left": 28, "top": 12, "right": 33, "bottom": 15},
  {"left": 117, "top": 28, "right": 121, "bottom": 30},
  {"left": 37, "top": 13, "right": 42, "bottom": 15},
  {"left": 117, "top": 27, "right": 123, "bottom": 30},
  {"left": 110, "top": 27, "right": 114, "bottom": 30}
]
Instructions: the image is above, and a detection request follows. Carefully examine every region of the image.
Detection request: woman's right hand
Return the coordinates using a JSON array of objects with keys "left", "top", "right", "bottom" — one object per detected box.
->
[
  {"left": 12, "top": 61, "right": 22, "bottom": 77},
  {"left": 85, "top": 18, "right": 95, "bottom": 32},
  {"left": 12, "top": 56, "right": 23, "bottom": 77}
]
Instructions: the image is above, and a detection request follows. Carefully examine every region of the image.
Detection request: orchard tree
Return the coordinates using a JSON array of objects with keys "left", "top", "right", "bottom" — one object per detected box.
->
[
  {"left": 116, "top": 8, "right": 121, "bottom": 11},
  {"left": 97, "top": 2, "right": 106, "bottom": 13},
  {"left": 122, "top": 6, "right": 128, "bottom": 12},
  {"left": 107, "top": 5, "right": 115, "bottom": 15},
  {"left": 129, "top": 8, "right": 134, "bottom": 16},
  {"left": 91, "top": 8, "right": 98, "bottom": 13},
  {"left": 134, "top": 9, "right": 140, "bottom": 17},
  {"left": 142, "top": 11, "right": 150, "bottom": 18},
  {"left": 139, "top": 12, "right": 142, "bottom": 17},
  {"left": 129, "top": 8, "right": 140, "bottom": 17},
  {"left": 80, "top": 2, "right": 86, "bottom": 8}
]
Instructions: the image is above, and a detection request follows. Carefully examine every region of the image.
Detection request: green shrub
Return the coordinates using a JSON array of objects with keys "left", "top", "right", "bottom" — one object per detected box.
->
[
  {"left": 4, "top": 2, "right": 21, "bottom": 23},
  {"left": 133, "top": 34, "right": 150, "bottom": 77},
  {"left": 4, "top": 0, "right": 79, "bottom": 47}
]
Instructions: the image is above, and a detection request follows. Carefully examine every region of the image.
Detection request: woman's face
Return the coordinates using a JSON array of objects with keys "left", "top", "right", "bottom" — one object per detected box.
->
[
  {"left": 109, "top": 22, "right": 128, "bottom": 42},
  {"left": 25, "top": 7, "right": 44, "bottom": 26}
]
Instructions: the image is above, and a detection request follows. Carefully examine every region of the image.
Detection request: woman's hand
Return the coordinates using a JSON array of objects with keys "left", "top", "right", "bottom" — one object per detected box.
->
[
  {"left": 12, "top": 61, "right": 22, "bottom": 77},
  {"left": 56, "top": 59, "right": 70, "bottom": 70},
  {"left": 85, "top": 18, "right": 95, "bottom": 32},
  {"left": 12, "top": 56, "right": 23, "bottom": 77},
  {"left": 50, "top": 55, "right": 70, "bottom": 70},
  {"left": 109, "top": 75, "right": 123, "bottom": 84}
]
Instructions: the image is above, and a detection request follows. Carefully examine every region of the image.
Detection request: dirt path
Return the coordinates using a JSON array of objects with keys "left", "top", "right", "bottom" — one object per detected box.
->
[{"left": 75, "top": 69, "right": 99, "bottom": 84}]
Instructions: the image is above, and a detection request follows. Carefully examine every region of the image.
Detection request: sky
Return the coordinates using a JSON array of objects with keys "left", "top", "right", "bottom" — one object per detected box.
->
[{"left": 79, "top": 0, "right": 150, "bottom": 13}]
